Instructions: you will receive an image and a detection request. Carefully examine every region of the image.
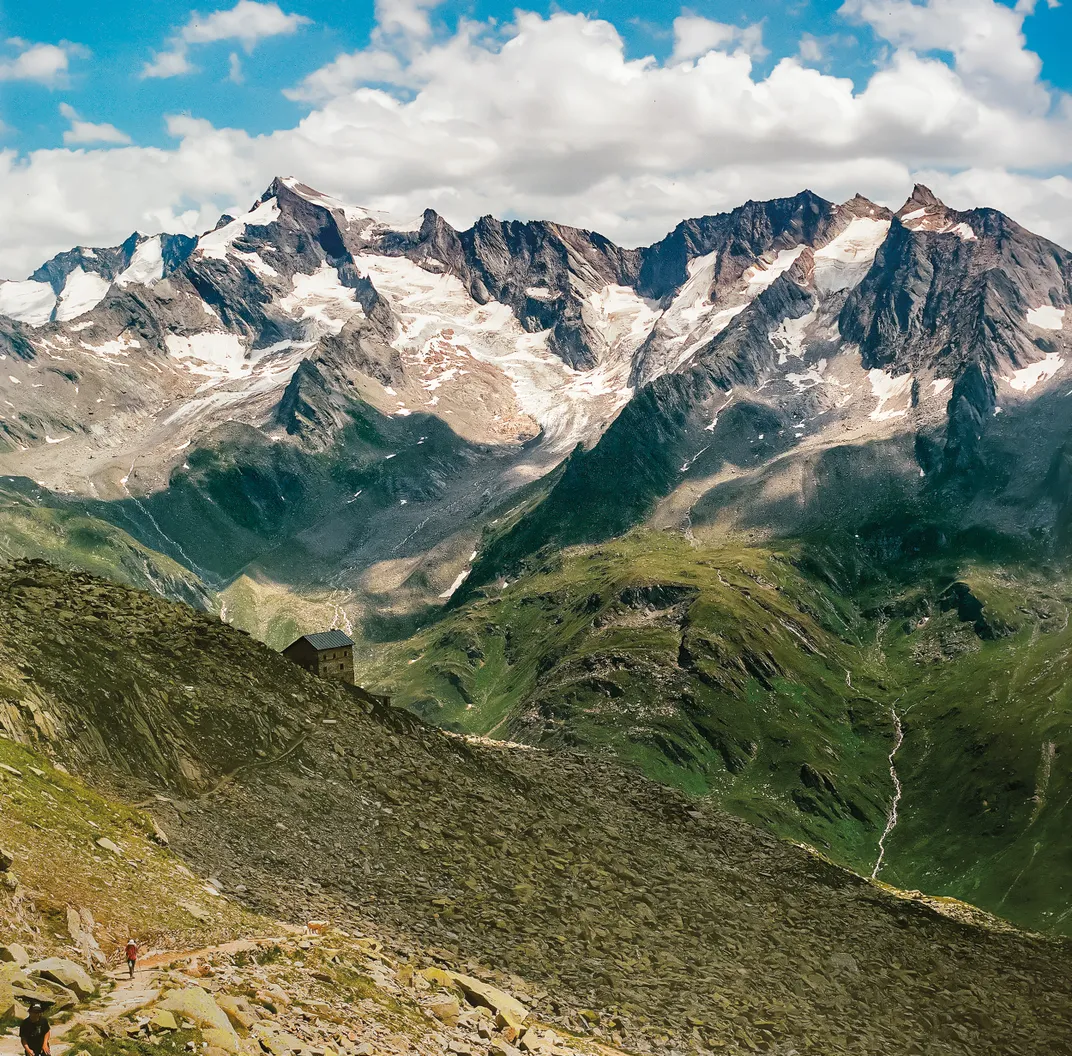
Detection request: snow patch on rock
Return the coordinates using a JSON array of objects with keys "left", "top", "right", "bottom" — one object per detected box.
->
[
  {"left": 1026, "top": 306, "right": 1066, "bottom": 331},
  {"left": 197, "top": 197, "right": 281, "bottom": 261},
  {"left": 745, "top": 246, "right": 805, "bottom": 290},
  {"left": 117, "top": 236, "right": 164, "bottom": 287},
  {"left": 0, "top": 279, "right": 56, "bottom": 326},
  {"left": 585, "top": 285, "right": 661, "bottom": 358},
  {"left": 1004, "top": 353, "right": 1063, "bottom": 393},
  {"left": 278, "top": 265, "right": 363, "bottom": 336},
  {"left": 814, "top": 219, "right": 891, "bottom": 294},
  {"left": 770, "top": 309, "right": 817, "bottom": 365},
  {"left": 786, "top": 357, "right": 831, "bottom": 392},
  {"left": 868, "top": 368, "right": 913, "bottom": 421},
  {"left": 81, "top": 335, "right": 142, "bottom": 357},
  {"left": 166, "top": 332, "right": 250, "bottom": 381},
  {"left": 233, "top": 251, "right": 279, "bottom": 280},
  {"left": 56, "top": 268, "right": 111, "bottom": 322},
  {"left": 439, "top": 568, "right": 471, "bottom": 599}
]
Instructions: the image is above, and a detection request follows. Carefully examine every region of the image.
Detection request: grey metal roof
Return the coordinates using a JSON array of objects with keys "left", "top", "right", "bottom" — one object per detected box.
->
[{"left": 298, "top": 630, "right": 354, "bottom": 650}]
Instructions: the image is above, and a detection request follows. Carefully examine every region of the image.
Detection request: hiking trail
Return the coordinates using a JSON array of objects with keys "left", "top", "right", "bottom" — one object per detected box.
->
[{"left": 0, "top": 938, "right": 283, "bottom": 1056}]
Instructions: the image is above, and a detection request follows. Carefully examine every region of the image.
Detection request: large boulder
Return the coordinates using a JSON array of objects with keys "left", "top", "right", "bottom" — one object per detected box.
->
[
  {"left": 202, "top": 1027, "right": 241, "bottom": 1054},
  {"left": 0, "top": 945, "right": 29, "bottom": 967},
  {"left": 0, "top": 849, "right": 13, "bottom": 872},
  {"left": 422, "top": 968, "right": 528, "bottom": 1030},
  {"left": 148, "top": 1009, "right": 179, "bottom": 1033},
  {"left": 25, "top": 958, "right": 96, "bottom": 1000},
  {"left": 250, "top": 1022, "right": 306, "bottom": 1056},
  {"left": 215, "top": 995, "right": 258, "bottom": 1033},
  {"left": 159, "top": 986, "right": 238, "bottom": 1044},
  {"left": 11, "top": 977, "right": 78, "bottom": 1013}
]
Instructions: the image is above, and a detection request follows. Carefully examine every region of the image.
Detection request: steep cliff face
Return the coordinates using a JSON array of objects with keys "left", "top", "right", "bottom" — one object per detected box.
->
[{"left": 841, "top": 185, "right": 1072, "bottom": 473}]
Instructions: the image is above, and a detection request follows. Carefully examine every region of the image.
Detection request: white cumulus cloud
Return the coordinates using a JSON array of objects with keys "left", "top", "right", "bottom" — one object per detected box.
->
[
  {"left": 0, "top": 40, "right": 86, "bottom": 86},
  {"left": 841, "top": 0, "right": 1048, "bottom": 108},
  {"left": 671, "top": 16, "right": 768, "bottom": 63},
  {"left": 1, "top": 0, "right": 1071, "bottom": 279},
  {"left": 59, "top": 103, "right": 132, "bottom": 146},
  {"left": 142, "top": 1, "right": 310, "bottom": 80}
]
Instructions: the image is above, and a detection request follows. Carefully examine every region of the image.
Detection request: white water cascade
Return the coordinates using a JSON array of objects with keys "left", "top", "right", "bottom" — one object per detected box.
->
[{"left": 871, "top": 705, "right": 905, "bottom": 880}]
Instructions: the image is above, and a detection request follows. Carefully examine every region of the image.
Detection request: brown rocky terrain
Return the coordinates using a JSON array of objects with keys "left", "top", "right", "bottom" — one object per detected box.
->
[{"left": 1, "top": 560, "right": 1071, "bottom": 1056}]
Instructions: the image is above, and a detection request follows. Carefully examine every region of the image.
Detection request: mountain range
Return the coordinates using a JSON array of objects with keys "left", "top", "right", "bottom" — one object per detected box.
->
[{"left": 1, "top": 177, "right": 1070, "bottom": 938}]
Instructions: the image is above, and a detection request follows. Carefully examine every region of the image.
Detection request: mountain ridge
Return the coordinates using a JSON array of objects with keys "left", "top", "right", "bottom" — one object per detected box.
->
[{"left": 1, "top": 178, "right": 1070, "bottom": 946}]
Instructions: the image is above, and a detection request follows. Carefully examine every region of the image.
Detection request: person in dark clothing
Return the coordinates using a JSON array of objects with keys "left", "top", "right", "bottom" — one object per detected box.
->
[{"left": 19, "top": 1003, "right": 51, "bottom": 1056}]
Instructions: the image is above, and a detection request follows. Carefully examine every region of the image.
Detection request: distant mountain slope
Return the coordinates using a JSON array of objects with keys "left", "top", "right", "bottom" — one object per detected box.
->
[
  {"left": 2, "top": 559, "right": 1071, "bottom": 1056},
  {"left": 360, "top": 532, "right": 1072, "bottom": 936}
]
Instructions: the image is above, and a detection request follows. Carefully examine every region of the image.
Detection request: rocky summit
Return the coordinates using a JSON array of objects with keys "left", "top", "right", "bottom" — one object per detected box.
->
[{"left": 1, "top": 561, "right": 1071, "bottom": 1056}]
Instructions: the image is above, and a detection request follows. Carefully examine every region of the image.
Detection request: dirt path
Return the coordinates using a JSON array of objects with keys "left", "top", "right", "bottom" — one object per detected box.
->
[{"left": 0, "top": 938, "right": 284, "bottom": 1056}]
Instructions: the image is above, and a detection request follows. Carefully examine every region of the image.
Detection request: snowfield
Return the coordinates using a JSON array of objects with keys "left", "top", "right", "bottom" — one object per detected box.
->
[
  {"left": 0, "top": 279, "right": 56, "bottom": 326},
  {"left": 813, "top": 219, "right": 891, "bottom": 294}
]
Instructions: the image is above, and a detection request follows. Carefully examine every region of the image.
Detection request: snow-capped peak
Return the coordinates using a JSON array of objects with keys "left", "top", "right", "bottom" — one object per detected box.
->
[{"left": 196, "top": 196, "right": 282, "bottom": 261}]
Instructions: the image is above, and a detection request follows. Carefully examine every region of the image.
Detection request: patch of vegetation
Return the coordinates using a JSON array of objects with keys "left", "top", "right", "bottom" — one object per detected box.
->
[
  {"left": 0, "top": 734, "right": 252, "bottom": 954},
  {"left": 68, "top": 1026, "right": 199, "bottom": 1056},
  {"left": 0, "top": 482, "right": 210, "bottom": 609}
]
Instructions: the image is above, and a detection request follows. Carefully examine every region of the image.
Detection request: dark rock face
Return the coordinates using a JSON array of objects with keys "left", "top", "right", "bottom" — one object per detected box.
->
[
  {"left": 29, "top": 232, "right": 196, "bottom": 292},
  {"left": 841, "top": 195, "right": 1072, "bottom": 473},
  {"left": 637, "top": 190, "right": 852, "bottom": 302}
]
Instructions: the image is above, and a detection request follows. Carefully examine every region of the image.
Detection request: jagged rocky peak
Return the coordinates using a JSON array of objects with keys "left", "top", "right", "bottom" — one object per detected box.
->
[
  {"left": 893, "top": 183, "right": 979, "bottom": 241},
  {"left": 842, "top": 192, "right": 893, "bottom": 221},
  {"left": 0, "top": 229, "right": 197, "bottom": 327},
  {"left": 637, "top": 189, "right": 859, "bottom": 303},
  {"left": 898, "top": 182, "right": 944, "bottom": 214}
]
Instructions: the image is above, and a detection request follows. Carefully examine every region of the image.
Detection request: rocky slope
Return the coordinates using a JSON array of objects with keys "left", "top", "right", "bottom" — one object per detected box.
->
[{"left": 1, "top": 561, "right": 1071, "bottom": 1056}]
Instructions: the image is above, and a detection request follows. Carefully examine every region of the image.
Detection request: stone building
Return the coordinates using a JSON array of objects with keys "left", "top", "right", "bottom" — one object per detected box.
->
[{"left": 282, "top": 630, "right": 355, "bottom": 683}]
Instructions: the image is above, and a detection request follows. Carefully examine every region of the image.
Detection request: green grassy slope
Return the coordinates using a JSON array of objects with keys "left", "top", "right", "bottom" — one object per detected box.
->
[
  {"left": 869, "top": 565, "right": 1072, "bottom": 933},
  {"left": 0, "top": 482, "right": 212, "bottom": 609},
  {"left": 360, "top": 535, "right": 1072, "bottom": 936},
  {"left": 361, "top": 532, "right": 897, "bottom": 872},
  {"left": 0, "top": 734, "right": 251, "bottom": 956}
]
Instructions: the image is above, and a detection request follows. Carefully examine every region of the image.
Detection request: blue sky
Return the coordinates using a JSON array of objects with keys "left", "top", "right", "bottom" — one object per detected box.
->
[
  {"left": 2, "top": 0, "right": 1068, "bottom": 152},
  {"left": 0, "top": 0, "right": 1070, "bottom": 275}
]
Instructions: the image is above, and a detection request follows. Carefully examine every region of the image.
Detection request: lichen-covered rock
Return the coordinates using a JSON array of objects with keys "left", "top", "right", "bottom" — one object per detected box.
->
[
  {"left": 159, "top": 986, "right": 237, "bottom": 1040},
  {"left": 0, "top": 945, "right": 29, "bottom": 967},
  {"left": 25, "top": 958, "right": 96, "bottom": 1000},
  {"left": 148, "top": 1009, "right": 178, "bottom": 1032}
]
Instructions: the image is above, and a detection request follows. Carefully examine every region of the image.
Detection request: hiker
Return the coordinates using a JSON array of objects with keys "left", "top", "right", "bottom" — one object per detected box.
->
[
  {"left": 19, "top": 1003, "right": 51, "bottom": 1056},
  {"left": 125, "top": 937, "right": 138, "bottom": 979}
]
